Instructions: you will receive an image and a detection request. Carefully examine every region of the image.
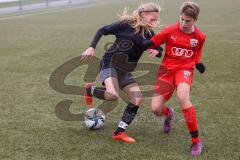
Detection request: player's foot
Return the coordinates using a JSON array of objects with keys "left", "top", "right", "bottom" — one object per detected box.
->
[
  {"left": 84, "top": 83, "right": 93, "bottom": 106},
  {"left": 191, "top": 141, "right": 203, "bottom": 156},
  {"left": 163, "top": 107, "right": 174, "bottom": 133},
  {"left": 112, "top": 132, "right": 135, "bottom": 143}
]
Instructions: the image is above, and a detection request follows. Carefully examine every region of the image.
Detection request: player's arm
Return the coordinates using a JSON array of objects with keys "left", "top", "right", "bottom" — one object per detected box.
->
[
  {"left": 90, "top": 21, "right": 124, "bottom": 48},
  {"left": 143, "top": 30, "right": 167, "bottom": 48},
  {"left": 146, "top": 30, "right": 164, "bottom": 58},
  {"left": 195, "top": 41, "right": 206, "bottom": 74},
  {"left": 143, "top": 27, "right": 169, "bottom": 57},
  {"left": 81, "top": 21, "right": 123, "bottom": 62}
]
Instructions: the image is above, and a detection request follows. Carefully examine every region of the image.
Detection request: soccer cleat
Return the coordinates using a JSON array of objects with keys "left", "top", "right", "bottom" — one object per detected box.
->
[
  {"left": 112, "top": 132, "right": 135, "bottom": 143},
  {"left": 84, "top": 83, "right": 93, "bottom": 106},
  {"left": 191, "top": 141, "right": 203, "bottom": 156},
  {"left": 163, "top": 107, "right": 174, "bottom": 133}
]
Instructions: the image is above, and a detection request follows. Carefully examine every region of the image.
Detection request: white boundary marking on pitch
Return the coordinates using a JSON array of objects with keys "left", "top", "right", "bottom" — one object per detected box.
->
[{"left": 0, "top": 5, "right": 89, "bottom": 21}]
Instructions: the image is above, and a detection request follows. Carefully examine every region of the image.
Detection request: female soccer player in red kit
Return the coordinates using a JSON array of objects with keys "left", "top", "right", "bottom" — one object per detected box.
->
[{"left": 144, "top": 1, "right": 206, "bottom": 156}]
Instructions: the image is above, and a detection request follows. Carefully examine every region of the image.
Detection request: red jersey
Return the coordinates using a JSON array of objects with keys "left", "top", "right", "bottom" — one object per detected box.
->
[{"left": 151, "top": 22, "right": 206, "bottom": 71}]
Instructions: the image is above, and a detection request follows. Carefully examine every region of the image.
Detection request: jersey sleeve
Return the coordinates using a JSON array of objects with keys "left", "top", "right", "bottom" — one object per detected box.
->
[
  {"left": 147, "top": 30, "right": 163, "bottom": 52},
  {"left": 90, "top": 21, "right": 124, "bottom": 48},
  {"left": 150, "top": 26, "right": 171, "bottom": 46},
  {"left": 195, "top": 35, "right": 206, "bottom": 64}
]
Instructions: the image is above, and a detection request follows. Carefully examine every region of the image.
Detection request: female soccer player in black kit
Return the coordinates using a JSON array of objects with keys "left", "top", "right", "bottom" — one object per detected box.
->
[{"left": 81, "top": 2, "right": 162, "bottom": 143}]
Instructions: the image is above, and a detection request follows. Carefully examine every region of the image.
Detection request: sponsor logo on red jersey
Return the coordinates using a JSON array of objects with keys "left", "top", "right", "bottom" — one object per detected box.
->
[{"left": 171, "top": 47, "right": 194, "bottom": 58}]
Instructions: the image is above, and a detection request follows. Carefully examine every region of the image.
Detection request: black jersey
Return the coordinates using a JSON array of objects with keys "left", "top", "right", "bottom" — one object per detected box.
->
[{"left": 90, "top": 20, "right": 162, "bottom": 72}]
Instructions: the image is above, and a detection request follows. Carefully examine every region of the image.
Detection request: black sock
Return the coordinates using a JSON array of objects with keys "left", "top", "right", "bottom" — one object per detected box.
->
[
  {"left": 86, "top": 87, "right": 106, "bottom": 100},
  {"left": 114, "top": 103, "right": 139, "bottom": 135},
  {"left": 190, "top": 130, "right": 199, "bottom": 138}
]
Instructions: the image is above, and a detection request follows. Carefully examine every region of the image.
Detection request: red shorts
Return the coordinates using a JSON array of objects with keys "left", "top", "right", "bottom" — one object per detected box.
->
[{"left": 153, "top": 67, "right": 194, "bottom": 101}]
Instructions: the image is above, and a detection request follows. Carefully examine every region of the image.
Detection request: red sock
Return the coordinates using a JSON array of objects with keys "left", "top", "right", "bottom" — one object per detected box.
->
[
  {"left": 182, "top": 106, "right": 200, "bottom": 143},
  {"left": 160, "top": 106, "right": 169, "bottom": 116}
]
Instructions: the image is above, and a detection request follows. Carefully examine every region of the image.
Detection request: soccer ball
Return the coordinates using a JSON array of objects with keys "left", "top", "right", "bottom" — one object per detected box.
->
[{"left": 84, "top": 108, "right": 105, "bottom": 129}]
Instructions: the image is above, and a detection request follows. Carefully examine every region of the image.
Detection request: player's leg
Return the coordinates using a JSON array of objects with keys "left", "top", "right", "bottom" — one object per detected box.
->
[
  {"left": 151, "top": 69, "right": 175, "bottom": 117},
  {"left": 112, "top": 73, "right": 142, "bottom": 143},
  {"left": 176, "top": 70, "right": 202, "bottom": 156},
  {"left": 151, "top": 75, "right": 175, "bottom": 133},
  {"left": 123, "top": 82, "right": 143, "bottom": 106},
  {"left": 151, "top": 93, "right": 167, "bottom": 116},
  {"left": 115, "top": 83, "right": 143, "bottom": 132},
  {"left": 151, "top": 93, "right": 174, "bottom": 133},
  {"left": 84, "top": 68, "right": 120, "bottom": 105}
]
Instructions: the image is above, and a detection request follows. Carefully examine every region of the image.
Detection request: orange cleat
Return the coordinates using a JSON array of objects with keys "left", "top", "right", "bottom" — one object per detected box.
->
[
  {"left": 84, "top": 83, "right": 93, "bottom": 106},
  {"left": 112, "top": 132, "right": 135, "bottom": 143}
]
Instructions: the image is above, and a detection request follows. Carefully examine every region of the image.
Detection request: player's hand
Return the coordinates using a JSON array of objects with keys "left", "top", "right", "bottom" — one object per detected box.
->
[
  {"left": 195, "top": 63, "right": 205, "bottom": 74},
  {"left": 147, "top": 49, "right": 161, "bottom": 58},
  {"left": 81, "top": 47, "right": 95, "bottom": 63}
]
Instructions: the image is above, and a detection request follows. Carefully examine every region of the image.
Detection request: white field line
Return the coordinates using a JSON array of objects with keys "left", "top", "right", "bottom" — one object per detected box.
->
[{"left": 0, "top": 5, "right": 89, "bottom": 20}]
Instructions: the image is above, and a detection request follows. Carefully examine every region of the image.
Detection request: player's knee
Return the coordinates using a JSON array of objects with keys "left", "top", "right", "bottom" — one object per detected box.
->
[
  {"left": 177, "top": 93, "right": 191, "bottom": 107},
  {"left": 177, "top": 88, "right": 189, "bottom": 104},
  {"left": 177, "top": 94, "right": 187, "bottom": 105},
  {"left": 130, "top": 94, "right": 144, "bottom": 106}
]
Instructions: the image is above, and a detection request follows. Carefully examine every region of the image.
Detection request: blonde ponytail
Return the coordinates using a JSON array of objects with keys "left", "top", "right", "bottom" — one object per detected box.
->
[{"left": 119, "top": 2, "right": 161, "bottom": 37}]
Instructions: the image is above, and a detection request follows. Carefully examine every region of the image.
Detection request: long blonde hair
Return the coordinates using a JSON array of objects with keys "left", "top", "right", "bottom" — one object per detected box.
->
[{"left": 119, "top": 2, "right": 161, "bottom": 37}]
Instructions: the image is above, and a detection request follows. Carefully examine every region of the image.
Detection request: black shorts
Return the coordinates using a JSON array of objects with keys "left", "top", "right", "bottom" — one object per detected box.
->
[{"left": 99, "top": 67, "right": 136, "bottom": 89}]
